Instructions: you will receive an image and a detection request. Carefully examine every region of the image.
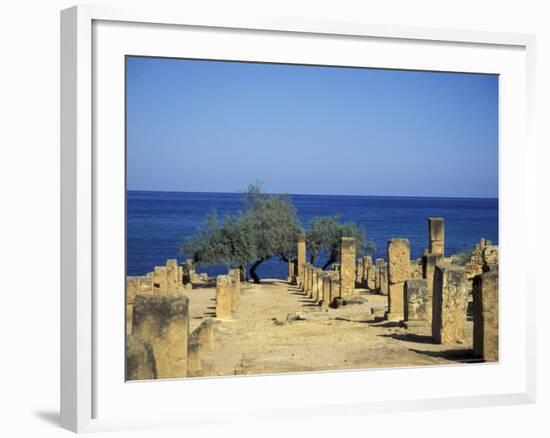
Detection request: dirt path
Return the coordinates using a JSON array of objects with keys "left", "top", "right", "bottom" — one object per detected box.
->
[{"left": 184, "top": 279, "right": 476, "bottom": 377}]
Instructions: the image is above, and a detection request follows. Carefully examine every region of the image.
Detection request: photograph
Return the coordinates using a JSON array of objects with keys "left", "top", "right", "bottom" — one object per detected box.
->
[{"left": 124, "top": 56, "right": 499, "bottom": 381}]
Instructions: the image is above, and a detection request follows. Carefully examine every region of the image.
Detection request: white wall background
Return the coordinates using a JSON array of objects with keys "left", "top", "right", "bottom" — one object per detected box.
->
[{"left": 0, "top": 1, "right": 547, "bottom": 436}]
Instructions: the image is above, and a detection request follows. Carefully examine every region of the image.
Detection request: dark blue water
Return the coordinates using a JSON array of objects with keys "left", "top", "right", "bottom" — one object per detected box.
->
[{"left": 126, "top": 191, "right": 498, "bottom": 278}]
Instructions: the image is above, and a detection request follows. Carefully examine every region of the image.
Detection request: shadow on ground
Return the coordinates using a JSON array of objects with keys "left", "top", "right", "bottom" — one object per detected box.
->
[
  {"left": 378, "top": 333, "right": 434, "bottom": 344},
  {"left": 409, "top": 348, "right": 484, "bottom": 363}
]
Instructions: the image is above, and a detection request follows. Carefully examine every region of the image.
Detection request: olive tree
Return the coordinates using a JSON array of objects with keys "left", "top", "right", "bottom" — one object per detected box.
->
[{"left": 306, "top": 215, "right": 376, "bottom": 270}]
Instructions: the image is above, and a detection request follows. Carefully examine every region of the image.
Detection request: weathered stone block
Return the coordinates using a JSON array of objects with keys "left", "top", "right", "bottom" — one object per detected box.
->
[
  {"left": 187, "top": 339, "right": 202, "bottom": 377},
  {"left": 374, "top": 258, "right": 384, "bottom": 290},
  {"left": 288, "top": 257, "right": 296, "bottom": 284},
  {"left": 194, "top": 318, "right": 215, "bottom": 350},
  {"left": 387, "top": 283, "right": 405, "bottom": 320},
  {"left": 126, "top": 335, "right": 157, "bottom": 381},
  {"left": 215, "top": 275, "right": 232, "bottom": 320},
  {"left": 228, "top": 268, "right": 241, "bottom": 314},
  {"left": 473, "top": 270, "right": 499, "bottom": 361},
  {"left": 315, "top": 268, "right": 323, "bottom": 302},
  {"left": 297, "top": 234, "right": 306, "bottom": 287},
  {"left": 132, "top": 294, "right": 189, "bottom": 379},
  {"left": 166, "top": 259, "right": 179, "bottom": 293},
  {"left": 339, "top": 237, "right": 356, "bottom": 298},
  {"left": 329, "top": 277, "right": 341, "bottom": 303},
  {"left": 388, "top": 238, "right": 411, "bottom": 284},
  {"left": 312, "top": 268, "right": 319, "bottom": 301},
  {"left": 432, "top": 265, "right": 468, "bottom": 344},
  {"left": 379, "top": 264, "right": 388, "bottom": 295},
  {"left": 404, "top": 279, "right": 429, "bottom": 321},
  {"left": 428, "top": 217, "right": 445, "bottom": 256},
  {"left": 153, "top": 266, "right": 168, "bottom": 294},
  {"left": 422, "top": 252, "right": 443, "bottom": 319},
  {"left": 322, "top": 272, "right": 331, "bottom": 308},
  {"left": 482, "top": 245, "right": 499, "bottom": 266},
  {"left": 356, "top": 257, "right": 364, "bottom": 285}
]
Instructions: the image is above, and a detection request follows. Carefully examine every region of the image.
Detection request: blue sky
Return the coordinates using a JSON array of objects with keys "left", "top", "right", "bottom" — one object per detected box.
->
[{"left": 126, "top": 57, "right": 498, "bottom": 198}]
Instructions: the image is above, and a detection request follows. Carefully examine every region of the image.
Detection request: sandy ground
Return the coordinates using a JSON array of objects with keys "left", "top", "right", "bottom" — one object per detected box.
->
[{"left": 184, "top": 279, "right": 478, "bottom": 377}]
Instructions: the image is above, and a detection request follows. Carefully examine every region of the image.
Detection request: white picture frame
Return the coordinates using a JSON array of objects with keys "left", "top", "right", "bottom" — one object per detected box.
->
[{"left": 60, "top": 4, "right": 536, "bottom": 433}]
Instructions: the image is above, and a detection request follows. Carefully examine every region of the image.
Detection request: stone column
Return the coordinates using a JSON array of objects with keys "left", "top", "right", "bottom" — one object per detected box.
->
[
  {"left": 297, "top": 234, "right": 306, "bottom": 288},
  {"left": 379, "top": 264, "right": 388, "bottom": 295},
  {"left": 473, "top": 270, "right": 499, "bottom": 361},
  {"left": 362, "top": 256, "right": 372, "bottom": 288},
  {"left": 177, "top": 266, "right": 185, "bottom": 292},
  {"left": 321, "top": 272, "right": 331, "bottom": 308},
  {"left": 404, "top": 279, "right": 429, "bottom": 323},
  {"left": 356, "top": 258, "right": 364, "bottom": 286},
  {"left": 329, "top": 276, "right": 341, "bottom": 303},
  {"left": 432, "top": 265, "right": 468, "bottom": 344},
  {"left": 386, "top": 238, "right": 410, "bottom": 321},
  {"left": 311, "top": 268, "right": 319, "bottom": 300},
  {"left": 308, "top": 265, "right": 315, "bottom": 298},
  {"left": 153, "top": 266, "right": 168, "bottom": 294},
  {"left": 132, "top": 294, "right": 189, "bottom": 379},
  {"left": 215, "top": 275, "right": 233, "bottom": 320},
  {"left": 228, "top": 268, "right": 241, "bottom": 314},
  {"left": 288, "top": 257, "right": 296, "bottom": 284},
  {"left": 428, "top": 217, "right": 445, "bottom": 256},
  {"left": 166, "top": 259, "right": 179, "bottom": 293},
  {"left": 422, "top": 252, "right": 443, "bottom": 321},
  {"left": 375, "top": 258, "right": 384, "bottom": 291},
  {"left": 339, "top": 237, "right": 356, "bottom": 298},
  {"left": 316, "top": 269, "right": 324, "bottom": 303}
]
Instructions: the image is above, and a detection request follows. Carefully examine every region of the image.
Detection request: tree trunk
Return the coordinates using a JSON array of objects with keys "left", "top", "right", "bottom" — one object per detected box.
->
[
  {"left": 238, "top": 265, "right": 246, "bottom": 282},
  {"left": 322, "top": 256, "right": 337, "bottom": 271},
  {"left": 249, "top": 257, "right": 268, "bottom": 284}
]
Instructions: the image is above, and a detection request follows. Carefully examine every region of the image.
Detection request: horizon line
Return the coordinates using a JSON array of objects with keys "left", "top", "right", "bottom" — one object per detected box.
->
[{"left": 126, "top": 188, "right": 498, "bottom": 201}]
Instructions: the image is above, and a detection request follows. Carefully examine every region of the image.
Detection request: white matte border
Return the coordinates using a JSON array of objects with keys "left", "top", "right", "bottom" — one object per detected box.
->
[{"left": 61, "top": 5, "right": 536, "bottom": 433}]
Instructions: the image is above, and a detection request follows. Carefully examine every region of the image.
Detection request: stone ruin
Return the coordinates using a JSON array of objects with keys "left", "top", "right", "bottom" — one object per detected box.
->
[
  {"left": 386, "top": 238, "right": 411, "bottom": 321},
  {"left": 125, "top": 258, "right": 231, "bottom": 380},
  {"left": 128, "top": 294, "right": 189, "bottom": 379},
  {"left": 127, "top": 216, "right": 500, "bottom": 380},
  {"left": 339, "top": 237, "right": 356, "bottom": 299},
  {"left": 320, "top": 217, "right": 495, "bottom": 356},
  {"left": 432, "top": 265, "right": 468, "bottom": 344}
]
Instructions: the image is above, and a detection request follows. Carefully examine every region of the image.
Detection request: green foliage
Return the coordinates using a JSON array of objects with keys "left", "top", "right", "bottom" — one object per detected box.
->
[
  {"left": 182, "top": 182, "right": 375, "bottom": 280},
  {"left": 306, "top": 215, "right": 375, "bottom": 269},
  {"left": 181, "top": 182, "right": 302, "bottom": 282}
]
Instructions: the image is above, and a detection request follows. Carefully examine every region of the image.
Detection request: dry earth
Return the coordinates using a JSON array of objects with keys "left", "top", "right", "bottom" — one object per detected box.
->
[{"left": 185, "top": 279, "right": 478, "bottom": 377}]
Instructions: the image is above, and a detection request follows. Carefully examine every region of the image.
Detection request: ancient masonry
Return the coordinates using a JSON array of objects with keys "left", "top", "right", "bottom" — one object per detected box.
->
[
  {"left": 215, "top": 274, "right": 240, "bottom": 320},
  {"left": 473, "top": 262, "right": 499, "bottom": 361},
  {"left": 374, "top": 258, "right": 385, "bottom": 292},
  {"left": 127, "top": 216, "right": 500, "bottom": 380},
  {"left": 421, "top": 252, "right": 443, "bottom": 322},
  {"left": 339, "top": 237, "right": 356, "bottom": 299},
  {"left": 130, "top": 294, "right": 189, "bottom": 379},
  {"left": 126, "top": 256, "right": 243, "bottom": 380},
  {"left": 404, "top": 278, "right": 429, "bottom": 324},
  {"left": 428, "top": 217, "right": 445, "bottom": 257},
  {"left": 296, "top": 234, "right": 306, "bottom": 287},
  {"left": 386, "top": 238, "right": 411, "bottom": 321},
  {"left": 432, "top": 265, "right": 468, "bottom": 344}
]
